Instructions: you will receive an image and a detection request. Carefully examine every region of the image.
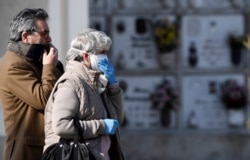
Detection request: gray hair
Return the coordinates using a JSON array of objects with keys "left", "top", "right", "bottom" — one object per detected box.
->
[
  {"left": 9, "top": 8, "right": 49, "bottom": 41},
  {"left": 66, "top": 28, "right": 112, "bottom": 62}
]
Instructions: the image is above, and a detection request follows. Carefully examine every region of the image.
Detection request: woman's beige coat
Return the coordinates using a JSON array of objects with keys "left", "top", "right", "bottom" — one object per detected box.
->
[
  {"left": 0, "top": 42, "right": 63, "bottom": 160},
  {"left": 44, "top": 60, "right": 124, "bottom": 160}
]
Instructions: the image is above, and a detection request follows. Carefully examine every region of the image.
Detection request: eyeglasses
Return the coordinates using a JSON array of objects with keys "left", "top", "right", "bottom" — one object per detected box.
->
[{"left": 34, "top": 30, "right": 50, "bottom": 39}]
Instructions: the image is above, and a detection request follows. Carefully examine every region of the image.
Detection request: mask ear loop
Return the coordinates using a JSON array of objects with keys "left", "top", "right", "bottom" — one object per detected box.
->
[
  {"left": 69, "top": 48, "right": 83, "bottom": 53},
  {"left": 69, "top": 48, "right": 96, "bottom": 55}
]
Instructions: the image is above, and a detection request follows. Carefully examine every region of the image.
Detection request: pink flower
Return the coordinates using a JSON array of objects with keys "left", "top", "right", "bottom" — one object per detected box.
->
[
  {"left": 150, "top": 80, "right": 178, "bottom": 110},
  {"left": 220, "top": 79, "right": 247, "bottom": 109}
]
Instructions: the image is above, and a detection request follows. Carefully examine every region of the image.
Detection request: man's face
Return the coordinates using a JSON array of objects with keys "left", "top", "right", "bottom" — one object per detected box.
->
[{"left": 26, "top": 19, "right": 51, "bottom": 44}]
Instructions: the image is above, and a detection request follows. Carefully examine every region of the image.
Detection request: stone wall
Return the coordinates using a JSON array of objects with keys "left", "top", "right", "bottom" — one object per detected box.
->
[
  {"left": 0, "top": 132, "right": 249, "bottom": 160},
  {"left": 120, "top": 131, "right": 250, "bottom": 160},
  {"left": 1, "top": 1, "right": 250, "bottom": 160}
]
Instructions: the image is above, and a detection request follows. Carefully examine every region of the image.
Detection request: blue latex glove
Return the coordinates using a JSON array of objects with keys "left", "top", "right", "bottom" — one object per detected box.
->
[
  {"left": 98, "top": 58, "right": 117, "bottom": 84},
  {"left": 103, "top": 119, "right": 118, "bottom": 135}
]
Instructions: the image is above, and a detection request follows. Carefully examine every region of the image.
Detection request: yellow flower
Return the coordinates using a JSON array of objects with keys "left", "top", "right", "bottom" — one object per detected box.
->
[
  {"left": 246, "top": 119, "right": 250, "bottom": 134},
  {"left": 242, "top": 35, "right": 250, "bottom": 50},
  {"left": 153, "top": 19, "right": 177, "bottom": 52}
]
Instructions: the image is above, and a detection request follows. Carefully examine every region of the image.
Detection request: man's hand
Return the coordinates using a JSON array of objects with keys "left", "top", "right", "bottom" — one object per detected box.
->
[{"left": 43, "top": 46, "right": 58, "bottom": 66}]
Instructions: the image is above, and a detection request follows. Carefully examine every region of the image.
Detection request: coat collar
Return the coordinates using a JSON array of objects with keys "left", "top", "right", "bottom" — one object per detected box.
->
[
  {"left": 7, "top": 41, "right": 33, "bottom": 60},
  {"left": 65, "top": 60, "right": 100, "bottom": 85}
]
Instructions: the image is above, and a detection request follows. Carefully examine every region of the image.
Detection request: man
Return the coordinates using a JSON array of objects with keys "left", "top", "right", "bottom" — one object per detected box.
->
[{"left": 0, "top": 8, "right": 64, "bottom": 160}]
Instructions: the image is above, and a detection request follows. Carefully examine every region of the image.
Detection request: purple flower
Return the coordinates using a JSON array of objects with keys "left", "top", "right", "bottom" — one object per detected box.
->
[
  {"left": 150, "top": 80, "right": 179, "bottom": 110},
  {"left": 220, "top": 79, "right": 247, "bottom": 109}
]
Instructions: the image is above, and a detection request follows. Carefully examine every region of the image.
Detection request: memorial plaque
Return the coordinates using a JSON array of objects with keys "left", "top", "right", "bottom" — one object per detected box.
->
[
  {"left": 117, "top": 76, "right": 177, "bottom": 129},
  {"left": 111, "top": 14, "right": 177, "bottom": 70},
  {"left": 112, "top": 0, "right": 177, "bottom": 9},
  {"left": 89, "top": 0, "right": 107, "bottom": 10},
  {"left": 111, "top": 15, "right": 158, "bottom": 70},
  {"left": 181, "top": 14, "right": 245, "bottom": 69},
  {"left": 89, "top": 16, "right": 107, "bottom": 33},
  {"left": 180, "top": 0, "right": 245, "bottom": 9},
  {"left": 182, "top": 74, "right": 245, "bottom": 129}
]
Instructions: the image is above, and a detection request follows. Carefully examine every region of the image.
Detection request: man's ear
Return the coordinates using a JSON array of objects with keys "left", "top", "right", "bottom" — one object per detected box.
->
[{"left": 21, "top": 31, "right": 29, "bottom": 43}]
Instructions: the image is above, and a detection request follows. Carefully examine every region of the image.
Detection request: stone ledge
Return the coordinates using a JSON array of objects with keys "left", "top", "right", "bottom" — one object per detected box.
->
[
  {"left": 120, "top": 134, "right": 250, "bottom": 160},
  {"left": 0, "top": 136, "right": 5, "bottom": 160}
]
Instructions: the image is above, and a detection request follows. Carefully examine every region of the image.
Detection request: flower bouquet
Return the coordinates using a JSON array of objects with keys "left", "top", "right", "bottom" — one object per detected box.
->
[
  {"left": 220, "top": 79, "right": 247, "bottom": 110},
  {"left": 152, "top": 17, "right": 178, "bottom": 68},
  {"left": 220, "top": 78, "right": 247, "bottom": 127},
  {"left": 153, "top": 18, "right": 177, "bottom": 53},
  {"left": 150, "top": 79, "right": 178, "bottom": 127}
]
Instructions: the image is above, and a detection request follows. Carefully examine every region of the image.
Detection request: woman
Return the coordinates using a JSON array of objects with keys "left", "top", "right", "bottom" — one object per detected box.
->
[{"left": 44, "top": 28, "right": 124, "bottom": 160}]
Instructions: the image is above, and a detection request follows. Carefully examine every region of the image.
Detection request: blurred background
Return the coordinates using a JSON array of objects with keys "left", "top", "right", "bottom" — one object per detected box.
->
[{"left": 1, "top": 0, "right": 250, "bottom": 159}]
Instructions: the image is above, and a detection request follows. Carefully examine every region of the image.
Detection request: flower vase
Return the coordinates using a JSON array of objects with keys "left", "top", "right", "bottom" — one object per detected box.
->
[
  {"left": 227, "top": 109, "right": 245, "bottom": 127},
  {"left": 160, "top": 107, "right": 172, "bottom": 127},
  {"left": 158, "top": 51, "right": 175, "bottom": 69},
  {"left": 230, "top": 46, "right": 242, "bottom": 67}
]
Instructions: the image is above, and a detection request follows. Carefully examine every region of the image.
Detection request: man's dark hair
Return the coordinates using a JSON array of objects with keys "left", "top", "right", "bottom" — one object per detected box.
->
[{"left": 9, "top": 8, "right": 49, "bottom": 41}]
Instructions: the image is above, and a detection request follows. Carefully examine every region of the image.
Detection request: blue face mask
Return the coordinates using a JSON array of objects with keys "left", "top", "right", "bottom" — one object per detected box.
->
[{"left": 90, "top": 54, "right": 108, "bottom": 71}]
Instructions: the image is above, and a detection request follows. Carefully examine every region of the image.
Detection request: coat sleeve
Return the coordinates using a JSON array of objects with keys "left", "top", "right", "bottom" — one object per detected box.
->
[
  {"left": 7, "top": 61, "right": 62, "bottom": 111},
  {"left": 51, "top": 81, "right": 106, "bottom": 139},
  {"left": 107, "top": 88, "right": 124, "bottom": 124}
]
